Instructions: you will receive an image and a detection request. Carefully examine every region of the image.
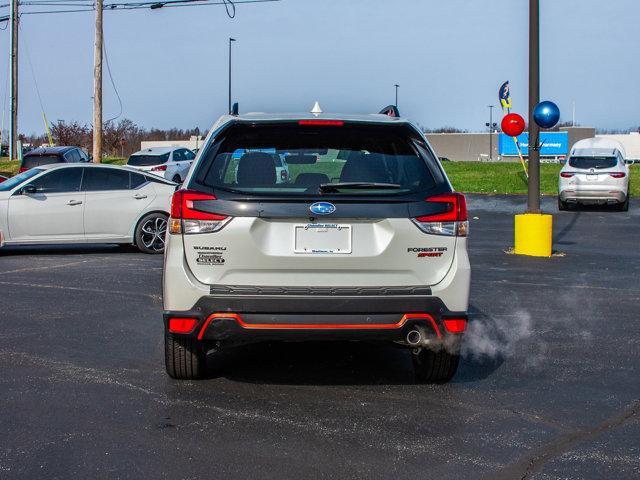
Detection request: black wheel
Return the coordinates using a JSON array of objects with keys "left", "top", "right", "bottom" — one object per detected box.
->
[
  {"left": 135, "top": 212, "right": 168, "bottom": 254},
  {"left": 412, "top": 348, "right": 460, "bottom": 383},
  {"left": 172, "top": 174, "right": 181, "bottom": 183},
  {"left": 616, "top": 194, "right": 629, "bottom": 212},
  {"left": 165, "top": 332, "right": 206, "bottom": 379},
  {"left": 558, "top": 197, "right": 568, "bottom": 211}
]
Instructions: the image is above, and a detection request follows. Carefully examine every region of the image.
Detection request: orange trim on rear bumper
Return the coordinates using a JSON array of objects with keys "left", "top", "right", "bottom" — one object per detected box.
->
[{"left": 197, "top": 312, "right": 442, "bottom": 340}]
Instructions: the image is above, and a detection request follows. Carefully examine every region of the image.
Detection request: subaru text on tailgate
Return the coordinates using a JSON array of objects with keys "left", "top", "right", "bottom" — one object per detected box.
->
[{"left": 163, "top": 109, "right": 471, "bottom": 382}]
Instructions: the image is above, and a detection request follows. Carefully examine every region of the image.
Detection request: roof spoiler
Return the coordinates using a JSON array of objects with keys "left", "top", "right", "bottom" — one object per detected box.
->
[{"left": 378, "top": 105, "right": 400, "bottom": 118}]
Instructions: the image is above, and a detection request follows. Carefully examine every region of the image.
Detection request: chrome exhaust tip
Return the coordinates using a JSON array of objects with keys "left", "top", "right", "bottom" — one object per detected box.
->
[{"left": 406, "top": 329, "right": 422, "bottom": 347}]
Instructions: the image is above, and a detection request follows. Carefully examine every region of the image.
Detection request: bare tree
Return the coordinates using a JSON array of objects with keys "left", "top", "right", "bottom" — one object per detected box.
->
[{"left": 50, "top": 120, "right": 91, "bottom": 150}]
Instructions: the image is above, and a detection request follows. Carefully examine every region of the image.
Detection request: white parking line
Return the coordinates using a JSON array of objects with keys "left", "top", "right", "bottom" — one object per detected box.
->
[
  {"left": 0, "top": 280, "right": 162, "bottom": 303},
  {"left": 0, "top": 258, "right": 102, "bottom": 275}
]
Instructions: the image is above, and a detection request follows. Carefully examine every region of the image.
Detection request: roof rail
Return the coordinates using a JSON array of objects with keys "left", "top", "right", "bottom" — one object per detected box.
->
[{"left": 378, "top": 105, "right": 400, "bottom": 117}]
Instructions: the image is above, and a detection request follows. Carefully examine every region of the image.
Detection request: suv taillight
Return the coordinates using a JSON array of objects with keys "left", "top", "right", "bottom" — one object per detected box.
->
[
  {"left": 151, "top": 165, "right": 167, "bottom": 172},
  {"left": 560, "top": 172, "right": 574, "bottom": 178},
  {"left": 412, "top": 192, "right": 468, "bottom": 237},
  {"left": 19, "top": 167, "right": 28, "bottom": 173},
  {"left": 609, "top": 172, "right": 626, "bottom": 178},
  {"left": 169, "top": 189, "right": 230, "bottom": 235}
]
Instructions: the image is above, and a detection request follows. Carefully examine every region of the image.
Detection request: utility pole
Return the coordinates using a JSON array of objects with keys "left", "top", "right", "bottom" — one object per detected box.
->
[
  {"left": 486, "top": 105, "right": 496, "bottom": 161},
  {"left": 527, "top": 0, "right": 540, "bottom": 212},
  {"left": 93, "top": 0, "right": 103, "bottom": 163},
  {"left": 394, "top": 84, "right": 399, "bottom": 107},
  {"left": 228, "top": 37, "right": 235, "bottom": 114},
  {"left": 9, "top": 0, "right": 18, "bottom": 161}
]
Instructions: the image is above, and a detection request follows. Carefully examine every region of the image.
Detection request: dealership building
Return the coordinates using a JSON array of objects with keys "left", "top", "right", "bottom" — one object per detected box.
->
[{"left": 425, "top": 127, "right": 640, "bottom": 162}]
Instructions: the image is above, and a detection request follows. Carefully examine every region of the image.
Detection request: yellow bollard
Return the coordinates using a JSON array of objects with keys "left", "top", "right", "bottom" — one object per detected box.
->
[{"left": 514, "top": 213, "right": 553, "bottom": 257}]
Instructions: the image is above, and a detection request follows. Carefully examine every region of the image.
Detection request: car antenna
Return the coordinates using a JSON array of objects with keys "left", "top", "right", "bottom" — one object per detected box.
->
[{"left": 310, "top": 101, "right": 322, "bottom": 116}]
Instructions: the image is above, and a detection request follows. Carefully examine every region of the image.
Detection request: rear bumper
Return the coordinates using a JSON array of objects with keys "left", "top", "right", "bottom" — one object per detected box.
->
[
  {"left": 559, "top": 188, "right": 627, "bottom": 203},
  {"left": 164, "top": 293, "right": 466, "bottom": 346}
]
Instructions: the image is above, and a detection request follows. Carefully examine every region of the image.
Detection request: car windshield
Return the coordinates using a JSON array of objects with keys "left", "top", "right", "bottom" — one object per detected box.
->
[
  {"left": 127, "top": 153, "right": 170, "bottom": 166},
  {"left": 0, "top": 168, "right": 43, "bottom": 191},
  {"left": 198, "top": 123, "right": 440, "bottom": 196},
  {"left": 22, "top": 155, "right": 61, "bottom": 169},
  {"left": 569, "top": 156, "right": 617, "bottom": 170}
]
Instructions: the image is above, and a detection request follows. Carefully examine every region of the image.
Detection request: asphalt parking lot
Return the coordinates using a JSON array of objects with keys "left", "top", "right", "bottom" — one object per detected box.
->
[{"left": 0, "top": 194, "right": 638, "bottom": 480}]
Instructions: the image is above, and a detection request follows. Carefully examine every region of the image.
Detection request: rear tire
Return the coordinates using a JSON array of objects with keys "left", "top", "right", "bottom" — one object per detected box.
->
[
  {"left": 616, "top": 194, "right": 629, "bottom": 212},
  {"left": 558, "top": 197, "right": 568, "bottom": 211},
  {"left": 412, "top": 348, "right": 460, "bottom": 383},
  {"left": 134, "top": 212, "right": 168, "bottom": 254},
  {"left": 165, "top": 332, "right": 205, "bottom": 379}
]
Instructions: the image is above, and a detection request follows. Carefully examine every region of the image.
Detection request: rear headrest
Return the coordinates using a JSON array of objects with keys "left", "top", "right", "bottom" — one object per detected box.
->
[
  {"left": 237, "top": 152, "right": 276, "bottom": 186},
  {"left": 294, "top": 172, "right": 330, "bottom": 188},
  {"left": 340, "top": 152, "right": 390, "bottom": 183}
]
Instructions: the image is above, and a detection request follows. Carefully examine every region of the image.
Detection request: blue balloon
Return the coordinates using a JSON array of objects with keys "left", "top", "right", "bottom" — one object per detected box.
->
[{"left": 533, "top": 101, "right": 560, "bottom": 129}]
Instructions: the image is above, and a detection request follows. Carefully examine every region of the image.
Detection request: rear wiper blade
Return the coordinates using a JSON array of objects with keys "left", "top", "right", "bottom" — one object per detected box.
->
[{"left": 319, "top": 182, "right": 402, "bottom": 193}]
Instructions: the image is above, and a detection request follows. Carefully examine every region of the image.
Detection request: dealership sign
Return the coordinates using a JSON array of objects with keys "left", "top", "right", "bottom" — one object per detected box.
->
[{"left": 499, "top": 131, "right": 568, "bottom": 156}]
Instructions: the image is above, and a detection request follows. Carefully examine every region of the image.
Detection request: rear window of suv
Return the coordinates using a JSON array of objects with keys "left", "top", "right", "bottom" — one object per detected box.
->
[
  {"left": 194, "top": 122, "right": 444, "bottom": 197},
  {"left": 127, "top": 153, "right": 170, "bottom": 166},
  {"left": 22, "top": 155, "right": 61, "bottom": 169},
  {"left": 569, "top": 156, "right": 617, "bottom": 170}
]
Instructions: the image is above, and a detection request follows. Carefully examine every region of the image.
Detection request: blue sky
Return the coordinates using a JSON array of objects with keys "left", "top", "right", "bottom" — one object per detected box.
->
[{"left": 0, "top": 0, "right": 638, "bottom": 134}]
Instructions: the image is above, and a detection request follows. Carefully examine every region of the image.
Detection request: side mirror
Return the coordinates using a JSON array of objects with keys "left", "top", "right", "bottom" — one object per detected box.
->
[
  {"left": 625, "top": 159, "right": 635, "bottom": 165},
  {"left": 22, "top": 184, "right": 37, "bottom": 195}
]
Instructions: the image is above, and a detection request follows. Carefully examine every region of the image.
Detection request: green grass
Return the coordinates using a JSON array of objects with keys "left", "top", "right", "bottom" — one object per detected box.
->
[{"left": 442, "top": 162, "right": 640, "bottom": 196}]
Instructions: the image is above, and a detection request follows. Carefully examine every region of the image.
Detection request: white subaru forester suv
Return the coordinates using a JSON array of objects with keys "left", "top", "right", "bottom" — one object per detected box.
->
[{"left": 163, "top": 110, "right": 471, "bottom": 382}]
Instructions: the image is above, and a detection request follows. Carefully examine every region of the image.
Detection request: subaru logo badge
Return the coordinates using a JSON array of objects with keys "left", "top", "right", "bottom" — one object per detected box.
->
[{"left": 309, "top": 202, "right": 336, "bottom": 215}]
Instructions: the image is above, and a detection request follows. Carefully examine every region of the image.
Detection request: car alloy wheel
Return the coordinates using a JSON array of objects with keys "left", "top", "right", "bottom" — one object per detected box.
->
[{"left": 140, "top": 216, "right": 167, "bottom": 252}]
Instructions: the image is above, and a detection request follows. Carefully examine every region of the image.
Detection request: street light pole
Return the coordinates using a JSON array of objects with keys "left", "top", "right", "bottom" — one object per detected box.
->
[
  {"left": 527, "top": 0, "right": 540, "bottom": 213},
  {"left": 487, "top": 105, "right": 494, "bottom": 160},
  {"left": 394, "top": 84, "right": 399, "bottom": 107},
  {"left": 228, "top": 37, "right": 236, "bottom": 114}
]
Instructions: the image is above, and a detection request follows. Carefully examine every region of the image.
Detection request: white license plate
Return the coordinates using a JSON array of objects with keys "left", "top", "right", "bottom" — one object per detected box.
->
[
  {"left": 586, "top": 174, "right": 597, "bottom": 180},
  {"left": 294, "top": 224, "right": 352, "bottom": 254}
]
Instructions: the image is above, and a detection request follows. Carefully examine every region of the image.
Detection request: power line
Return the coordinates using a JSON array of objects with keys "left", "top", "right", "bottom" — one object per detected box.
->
[
  {"left": 0, "top": 0, "right": 278, "bottom": 13},
  {"left": 102, "top": 33, "right": 123, "bottom": 123},
  {"left": 20, "top": 20, "right": 54, "bottom": 144}
]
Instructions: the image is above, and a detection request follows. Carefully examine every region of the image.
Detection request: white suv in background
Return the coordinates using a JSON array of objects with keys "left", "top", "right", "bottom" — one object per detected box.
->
[
  {"left": 559, "top": 138, "right": 630, "bottom": 211},
  {"left": 127, "top": 147, "right": 196, "bottom": 184},
  {"left": 162, "top": 111, "right": 471, "bottom": 383}
]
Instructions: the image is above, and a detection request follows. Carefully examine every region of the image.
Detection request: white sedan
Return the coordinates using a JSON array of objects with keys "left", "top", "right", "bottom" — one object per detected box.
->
[{"left": 0, "top": 163, "right": 176, "bottom": 253}]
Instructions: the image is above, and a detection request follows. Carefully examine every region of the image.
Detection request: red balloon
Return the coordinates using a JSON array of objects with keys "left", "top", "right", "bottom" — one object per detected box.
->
[{"left": 501, "top": 113, "right": 526, "bottom": 137}]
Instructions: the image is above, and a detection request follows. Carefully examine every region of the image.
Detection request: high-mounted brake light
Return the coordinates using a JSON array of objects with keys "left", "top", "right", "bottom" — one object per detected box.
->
[
  {"left": 560, "top": 172, "right": 575, "bottom": 178},
  {"left": 170, "top": 190, "right": 230, "bottom": 234},
  {"left": 412, "top": 192, "right": 468, "bottom": 237},
  {"left": 609, "top": 172, "right": 626, "bottom": 178},
  {"left": 298, "top": 120, "right": 344, "bottom": 126}
]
